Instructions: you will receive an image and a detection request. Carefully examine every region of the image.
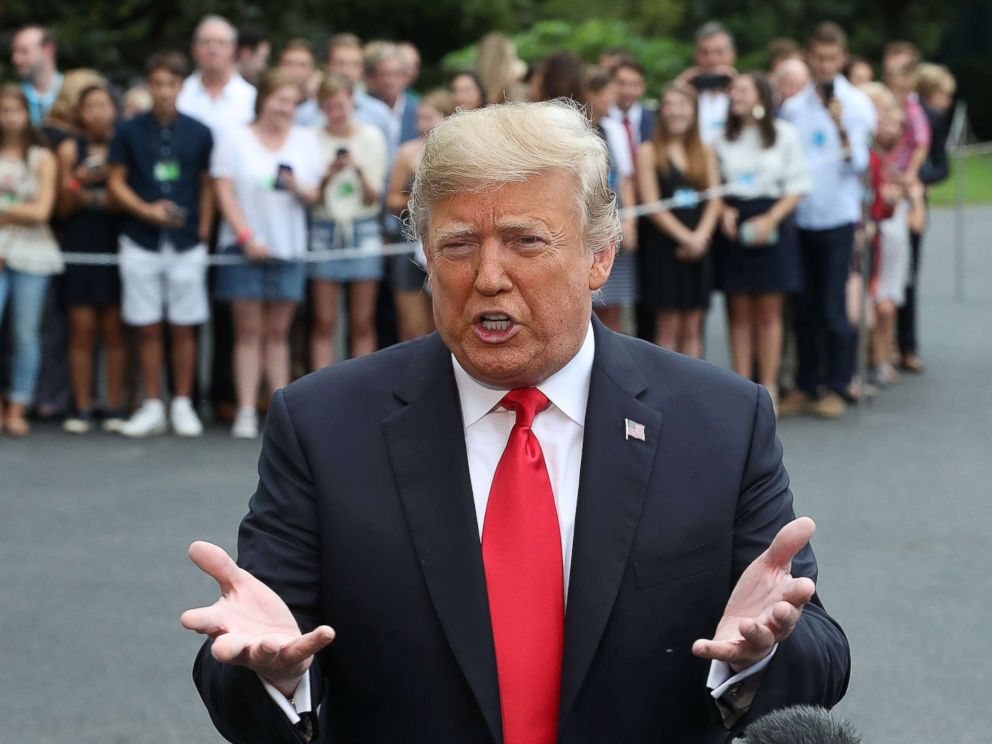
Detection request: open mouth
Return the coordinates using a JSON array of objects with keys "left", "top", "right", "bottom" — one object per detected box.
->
[
  {"left": 479, "top": 313, "right": 512, "bottom": 332},
  {"left": 473, "top": 312, "right": 519, "bottom": 342}
]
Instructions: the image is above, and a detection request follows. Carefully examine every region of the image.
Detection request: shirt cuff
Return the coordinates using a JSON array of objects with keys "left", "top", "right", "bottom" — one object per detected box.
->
[
  {"left": 706, "top": 643, "right": 778, "bottom": 700},
  {"left": 260, "top": 673, "right": 312, "bottom": 723}
]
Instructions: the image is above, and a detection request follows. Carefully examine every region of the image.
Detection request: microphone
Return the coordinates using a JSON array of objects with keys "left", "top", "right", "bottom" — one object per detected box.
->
[{"left": 732, "top": 705, "right": 861, "bottom": 743}]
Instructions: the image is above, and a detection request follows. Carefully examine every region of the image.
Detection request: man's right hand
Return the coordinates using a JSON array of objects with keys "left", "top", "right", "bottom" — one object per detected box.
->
[
  {"left": 180, "top": 541, "right": 336, "bottom": 698},
  {"left": 144, "top": 200, "right": 185, "bottom": 229}
]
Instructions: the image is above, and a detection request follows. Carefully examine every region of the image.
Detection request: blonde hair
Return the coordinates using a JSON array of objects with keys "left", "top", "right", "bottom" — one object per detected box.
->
[
  {"left": 317, "top": 72, "right": 353, "bottom": 102},
  {"left": 408, "top": 100, "right": 620, "bottom": 255},
  {"left": 475, "top": 32, "right": 526, "bottom": 105},
  {"left": 916, "top": 63, "right": 956, "bottom": 98},
  {"left": 420, "top": 89, "right": 455, "bottom": 118},
  {"left": 859, "top": 82, "right": 899, "bottom": 116},
  {"left": 47, "top": 68, "right": 106, "bottom": 128}
]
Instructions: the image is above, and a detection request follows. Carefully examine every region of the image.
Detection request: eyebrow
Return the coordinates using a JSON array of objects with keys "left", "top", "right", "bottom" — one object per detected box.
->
[{"left": 431, "top": 218, "right": 551, "bottom": 244}]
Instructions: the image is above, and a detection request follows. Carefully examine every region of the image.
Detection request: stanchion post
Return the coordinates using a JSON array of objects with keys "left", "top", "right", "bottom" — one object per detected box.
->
[{"left": 954, "top": 146, "right": 966, "bottom": 303}]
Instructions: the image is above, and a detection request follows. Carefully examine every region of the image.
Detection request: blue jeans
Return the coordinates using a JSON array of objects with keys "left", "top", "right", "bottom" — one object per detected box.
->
[
  {"left": 794, "top": 224, "right": 857, "bottom": 398},
  {"left": 0, "top": 267, "right": 51, "bottom": 405}
]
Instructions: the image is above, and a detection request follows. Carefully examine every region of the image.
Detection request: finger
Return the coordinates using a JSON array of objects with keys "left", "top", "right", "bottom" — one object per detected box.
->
[
  {"left": 766, "top": 601, "right": 803, "bottom": 640},
  {"left": 211, "top": 632, "right": 251, "bottom": 663},
  {"left": 764, "top": 517, "right": 816, "bottom": 571},
  {"left": 248, "top": 634, "right": 295, "bottom": 668},
  {"left": 739, "top": 617, "right": 776, "bottom": 651},
  {"left": 278, "top": 626, "right": 336, "bottom": 665},
  {"left": 180, "top": 606, "right": 226, "bottom": 635},
  {"left": 781, "top": 576, "right": 816, "bottom": 608},
  {"left": 691, "top": 638, "right": 748, "bottom": 664},
  {"left": 188, "top": 541, "right": 241, "bottom": 594}
]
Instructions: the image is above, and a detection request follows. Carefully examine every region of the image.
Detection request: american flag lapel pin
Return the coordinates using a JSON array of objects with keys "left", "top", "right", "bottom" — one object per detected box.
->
[{"left": 625, "top": 418, "right": 646, "bottom": 442}]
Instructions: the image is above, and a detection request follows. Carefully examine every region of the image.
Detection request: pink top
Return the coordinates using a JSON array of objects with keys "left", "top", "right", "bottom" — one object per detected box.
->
[{"left": 886, "top": 94, "right": 931, "bottom": 175}]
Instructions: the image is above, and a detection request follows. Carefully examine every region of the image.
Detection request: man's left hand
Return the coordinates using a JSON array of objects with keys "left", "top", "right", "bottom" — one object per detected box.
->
[{"left": 692, "top": 517, "right": 817, "bottom": 672}]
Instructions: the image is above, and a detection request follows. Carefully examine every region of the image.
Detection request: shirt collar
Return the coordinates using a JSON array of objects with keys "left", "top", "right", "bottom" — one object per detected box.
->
[
  {"left": 451, "top": 322, "right": 595, "bottom": 430},
  {"left": 608, "top": 102, "right": 641, "bottom": 122},
  {"left": 192, "top": 71, "right": 245, "bottom": 100}
]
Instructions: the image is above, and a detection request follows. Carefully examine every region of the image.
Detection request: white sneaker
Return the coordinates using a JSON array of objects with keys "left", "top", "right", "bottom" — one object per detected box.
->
[
  {"left": 231, "top": 406, "right": 258, "bottom": 439},
  {"left": 101, "top": 411, "right": 127, "bottom": 433},
  {"left": 119, "top": 400, "right": 167, "bottom": 438},
  {"left": 170, "top": 397, "right": 203, "bottom": 438}
]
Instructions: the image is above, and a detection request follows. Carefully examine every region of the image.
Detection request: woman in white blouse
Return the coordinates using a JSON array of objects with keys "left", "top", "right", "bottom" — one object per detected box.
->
[
  {"left": 712, "top": 72, "right": 811, "bottom": 407},
  {"left": 309, "top": 74, "right": 388, "bottom": 369},
  {"left": 212, "top": 70, "right": 324, "bottom": 438}
]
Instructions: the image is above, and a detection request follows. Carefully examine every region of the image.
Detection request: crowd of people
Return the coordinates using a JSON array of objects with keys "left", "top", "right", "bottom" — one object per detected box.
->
[{"left": 0, "top": 16, "right": 956, "bottom": 437}]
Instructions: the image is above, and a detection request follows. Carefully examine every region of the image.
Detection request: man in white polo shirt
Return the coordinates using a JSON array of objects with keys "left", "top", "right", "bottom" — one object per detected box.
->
[
  {"left": 177, "top": 15, "right": 257, "bottom": 427},
  {"left": 177, "top": 15, "right": 256, "bottom": 139}
]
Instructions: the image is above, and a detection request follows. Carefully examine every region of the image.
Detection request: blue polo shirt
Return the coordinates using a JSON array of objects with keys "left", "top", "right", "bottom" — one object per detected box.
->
[{"left": 108, "top": 111, "right": 213, "bottom": 252}]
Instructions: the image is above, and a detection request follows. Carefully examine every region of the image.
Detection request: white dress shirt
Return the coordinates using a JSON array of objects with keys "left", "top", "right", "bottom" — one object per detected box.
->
[
  {"left": 264, "top": 322, "right": 771, "bottom": 718},
  {"left": 698, "top": 90, "right": 730, "bottom": 145},
  {"left": 779, "top": 75, "right": 876, "bottom": 230},
  {"left": 177, "top": 72, "right": 257, "bottom": 140},
  {"left": 607, "top": 102, "right": 645, "bottom": 144},
  {"left": 454, "top": 323, "right": 595, "bottom": 597}
]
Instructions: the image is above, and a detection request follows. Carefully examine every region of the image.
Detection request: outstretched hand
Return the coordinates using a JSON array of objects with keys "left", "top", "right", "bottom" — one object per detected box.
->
[
  {"left": 180, "top": 541, "right": 335, "bottom": 698},
  {"left": 692, "top": 517, "right": 816, "bottom": 672}
]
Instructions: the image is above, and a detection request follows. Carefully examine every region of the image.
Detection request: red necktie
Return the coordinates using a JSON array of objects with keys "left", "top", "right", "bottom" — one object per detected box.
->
[
  {"left": 482, "top": 388, "right": 564, "bottom": 744},
  {"left": 622, "top": 113, "right": 639, "bottom": 169}
]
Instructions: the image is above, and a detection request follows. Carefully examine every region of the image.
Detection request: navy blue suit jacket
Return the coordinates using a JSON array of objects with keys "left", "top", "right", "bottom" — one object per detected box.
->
[
  {"left": 399, "top": 91, "right": 419, "bottom": 145},
  {"left": 193, "top": 319, "right": 850, "bottom": 743},
  {"left": 639, "top": 107, "right": 657, "bottom": 144}
]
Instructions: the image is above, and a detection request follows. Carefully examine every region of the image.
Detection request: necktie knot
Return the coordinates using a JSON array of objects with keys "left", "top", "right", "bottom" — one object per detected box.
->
[{"left": 501, "top": 388, "right": 550, "bottom": 429}]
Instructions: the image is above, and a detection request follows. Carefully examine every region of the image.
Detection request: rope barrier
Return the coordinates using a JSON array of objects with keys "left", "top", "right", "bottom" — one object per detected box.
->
[{"left": 54, "top": 151, "right": 851, "bottom": 266}]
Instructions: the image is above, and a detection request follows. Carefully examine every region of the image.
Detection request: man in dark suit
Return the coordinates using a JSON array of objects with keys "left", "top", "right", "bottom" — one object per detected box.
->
[
  {"left": 182, "top": 101, "right": 850, "bottom": 744},
  {"left": 607, "top": 58, "right": 657, "bottom": 344}
]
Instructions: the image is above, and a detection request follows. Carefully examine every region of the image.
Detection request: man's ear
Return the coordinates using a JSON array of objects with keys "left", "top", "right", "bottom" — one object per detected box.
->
[{"left": 588, "top": 243, "right": 616, "bottom": 291}]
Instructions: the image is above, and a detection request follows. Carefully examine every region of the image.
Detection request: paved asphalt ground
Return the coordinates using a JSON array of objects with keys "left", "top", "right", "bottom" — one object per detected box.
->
[{"left": 2, "top": 207, "right": 990, "bottom": 743}]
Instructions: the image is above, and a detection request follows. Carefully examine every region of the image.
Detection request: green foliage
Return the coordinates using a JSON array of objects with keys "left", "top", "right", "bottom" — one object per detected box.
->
[
  {"left": 443, "top": 19, "right": 694, "bottom": 97},
  {"left": 0, "top": 0, "right": 983, "bottom": 129}
]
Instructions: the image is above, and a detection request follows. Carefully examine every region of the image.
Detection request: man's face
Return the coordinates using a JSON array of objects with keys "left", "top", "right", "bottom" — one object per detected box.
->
[
  {"left": 775, "top": 61, "right": 810, "bottom": 103},
  {"left": 613, "top": 67, "right": 646, "bottom": 111},
  {"left": 193, "top": 21, "right": 235, "bottom": 75},
  {"left": 147, "top": 69, "right": 183, "bottom": 112},
  {"left": 278, "top": 49, "right": 315, "bottom": 85},
  {"left": 11, "top": 28, "right": 48, "bottom": 81},
  {"left": 368, "top": 58, "right": 406, "bottom": 105},
  {"left": 238, "top": 42, "right": 270, "bottom": 81},
  {"left": 425, "top": 170, "right": 613, "bottom": 387},
  {"left": 328, "top": 46, "right": 363, "bottom": 84},
  {"left": 808, "top": 42, "right": 846, "bottom": 85},
  {"left": 399, "top": 44, "right": 420, "bottom": 87},
  {"left": 883, "top": 53, "right": 915, "bottom": 98},
  {"left": 695, "top": 32, "right": 735, "bottom": 72}
]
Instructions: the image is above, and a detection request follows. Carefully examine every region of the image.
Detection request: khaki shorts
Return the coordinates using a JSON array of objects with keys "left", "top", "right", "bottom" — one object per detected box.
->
[{"left": 119, "top": 236, "right": 209, "bottom": 326}]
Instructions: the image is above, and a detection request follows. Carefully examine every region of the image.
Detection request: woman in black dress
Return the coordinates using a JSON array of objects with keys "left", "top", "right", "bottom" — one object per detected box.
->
[
  {"left": 711, "top": 72, "right": 810, "bottom": 404},
  {"left": 56, "top": 84, "right": 125, "bottom": 433},
  {"left": 636, "top": 83, "right": 721, "bottom": 357}
]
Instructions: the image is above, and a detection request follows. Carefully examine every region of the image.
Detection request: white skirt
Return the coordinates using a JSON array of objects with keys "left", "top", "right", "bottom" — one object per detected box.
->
[{"left": 875, "top": 200, "right": 910, "bottom": 306}]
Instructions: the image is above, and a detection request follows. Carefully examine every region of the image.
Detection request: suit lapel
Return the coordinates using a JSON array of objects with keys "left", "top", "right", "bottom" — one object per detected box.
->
[
  {"left": 559, "top": 320, "right": 663, "bottom": 727},
  {"left": 381, "top": 335, "right": 503, "bottom": 744}
]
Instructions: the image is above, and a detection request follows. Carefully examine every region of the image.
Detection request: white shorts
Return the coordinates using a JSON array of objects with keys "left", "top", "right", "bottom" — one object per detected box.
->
[
  {"left": 119, "top": 236, "right": 209, "bottom": 326},
  {"left": 875, "top": 201, "right": 910, "bottom": 306}
]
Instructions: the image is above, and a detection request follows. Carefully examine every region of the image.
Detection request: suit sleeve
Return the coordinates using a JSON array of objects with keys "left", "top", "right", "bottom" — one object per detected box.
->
[
  {"left": 719, "top": 384, "right": 852, "bottom": 732},
  {"left": 192, "top": 388, "right": 328, "bottom": 743}
]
